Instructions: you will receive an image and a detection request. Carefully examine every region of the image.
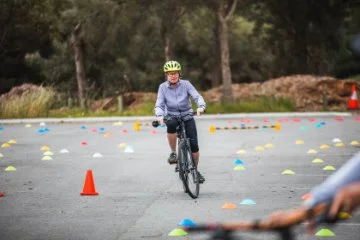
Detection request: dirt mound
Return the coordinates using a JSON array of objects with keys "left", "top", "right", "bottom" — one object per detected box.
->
[
  {"left": 203, "top": 75, "right": 358, "bottom": 111},
  {"left": 90, "top": 92, "right": 157, "bottom": 111},
  {"left": 3, "top": 75, "right": 357, "bottom": 112},
  {"left": 0, "top": 84, "right": 51, "bottom": 103}
]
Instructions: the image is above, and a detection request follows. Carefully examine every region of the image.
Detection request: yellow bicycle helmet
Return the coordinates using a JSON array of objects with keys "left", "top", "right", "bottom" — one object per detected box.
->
[{"left": 163, "top": 60, "right": 181, "bottom": 72}]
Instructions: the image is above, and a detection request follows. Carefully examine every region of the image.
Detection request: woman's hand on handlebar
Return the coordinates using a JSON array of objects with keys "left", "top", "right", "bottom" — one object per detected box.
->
[
  {"left": 329, "top": 182, "right": 360, "bottom": 220},
  {"left": 156, "top": 116, "right": 164, "bottom": 125},
  {"left": 197, "top": 107, "right": 205, "bottom": 116}
]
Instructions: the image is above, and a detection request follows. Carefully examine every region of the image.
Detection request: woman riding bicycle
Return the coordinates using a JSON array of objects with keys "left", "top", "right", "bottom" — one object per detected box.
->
[{"left": 154, "top": 60, "right": 206, "bottom": 183}]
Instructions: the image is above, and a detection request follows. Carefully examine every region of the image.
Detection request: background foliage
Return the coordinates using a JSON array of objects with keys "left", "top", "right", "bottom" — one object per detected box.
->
[{"left": 1, "top": 0, "right": 359, "bottom": 100}]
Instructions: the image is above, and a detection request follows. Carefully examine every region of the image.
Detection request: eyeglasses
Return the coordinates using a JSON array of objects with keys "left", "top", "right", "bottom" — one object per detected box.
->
[{"left": 166, "top": 72, "right": 179, "bottom": 76}]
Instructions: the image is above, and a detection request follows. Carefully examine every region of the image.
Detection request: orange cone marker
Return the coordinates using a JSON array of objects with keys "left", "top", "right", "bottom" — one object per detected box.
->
[
  {"left": 348, "top": 85, "right": 358, "bottom": 110},
  {"left": 80, "top": 170, "right": 98, "bottom": 196},
  {"left": 222, "top": 202, "right": 237, "bottom": 209}
]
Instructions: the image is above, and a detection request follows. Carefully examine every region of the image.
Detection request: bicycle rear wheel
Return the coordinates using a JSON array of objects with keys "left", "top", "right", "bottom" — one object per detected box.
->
[{"left": 182, "top": 145, "right": 199, "bottom": 199}]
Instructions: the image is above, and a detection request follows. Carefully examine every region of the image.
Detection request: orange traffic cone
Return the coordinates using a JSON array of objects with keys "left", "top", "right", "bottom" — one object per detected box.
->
[
  {"left": 80, "top": 170, "right": 99, "bottom": 196},
  {"left": 348, "top": 85, "right": 358, "bottom": 110}
]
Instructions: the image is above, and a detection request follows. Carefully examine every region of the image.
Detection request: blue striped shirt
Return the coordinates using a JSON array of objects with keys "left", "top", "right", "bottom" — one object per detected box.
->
[{"left": 154, "top": 79, "right": 206, "bottom": 118}]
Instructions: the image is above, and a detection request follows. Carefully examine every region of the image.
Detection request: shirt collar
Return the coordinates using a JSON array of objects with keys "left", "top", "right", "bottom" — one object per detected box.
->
[{"left": 166, "top": 79, "right": 182, "bottom": 88}]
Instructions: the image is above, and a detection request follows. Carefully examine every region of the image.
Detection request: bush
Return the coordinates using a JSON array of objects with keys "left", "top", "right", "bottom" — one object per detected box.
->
[{"left": 0, "top": 84, "right": 56, "bottom": 118}]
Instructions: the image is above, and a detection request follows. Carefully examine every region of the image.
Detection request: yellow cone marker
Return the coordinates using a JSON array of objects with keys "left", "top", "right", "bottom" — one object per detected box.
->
[
  {"left": 320, "top": 144, "right": 330, "bottom": 149},
  {"left": 118, "top": 143, "right": 127, "bottom": 148},
  {"left": 350, "top": 141, "right": 359, "bottom": 146},
  {"left": 209, "top": 125, "right": 216, "bottom": 134},
  {"left": 307, "top": 149, "right": 317, "bottom": 154},
  {"left": 5, "top": 166, "right": 16, "bottom": 171},
  {"left": 315, "top": 228, "right": 335, "bottom": 237},
  {"left": 236, "top": 149, "right": 246, "bottom": 155},
  {"left": 335, "top": 142, "right": 345, "bottom": 147},
  {"left": 233, "top": 166, "right": 245, "bottom": 171},
  {"left": 43, "top": 151, "right": 54, "bottom": 156},
  {"left": 265, "top": 143, "right": 274, "bottom": 148},
  {"left": 133, "top": 120, "right": 140, "bottom": 131},
  {"left": 0, "top": 153, "right": 3, "bottom": 158},
  {"left": 282, "top": 169, "right": 295, "bottom": 175},
  {"left": 1, "top": 143, "right": 10, "bottom": 148},
  {"left": 255, "top": 146, "right": 265, "bottom": 151},
  {"left": 40, "top": 145, "right": 50, "bottom": 151},
  {"left": 338, "top": 212, "right": 352, "bottom": 219},
  {"left": 274, "top": 123, "right": 281, "bottom": 131},
  {"left": 42, "top": 156, "right": 53, "bottom": 161},
  {"left": 8, "top": 139, "right": 17, "bottom": 144},
  {"left": 312, "top": 158, "right": 324, "bottom": 163},
  {"left": 168, "top": 228, "right": 188, "bottom": 236},
  {"left": 323, "top": 165, "right": 336, "bottom": 171},
  {"left": 25, "top": 124, "right": 32, "bottom": 128},
  {"left": 295, "top": 140, "right": 304, "bottom": 145}
]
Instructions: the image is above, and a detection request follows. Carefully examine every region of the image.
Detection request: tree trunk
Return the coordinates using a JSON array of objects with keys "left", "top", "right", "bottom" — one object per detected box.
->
[
  {"left": 217, "top": 0, "right": 233, "bottom": 102},
  {"left": 212, "top": 22, "right": 222, "bottom": 87},
  {"left": 164, "top": 33, "right": 172, "bottom": 61},
  {"left": 71, "top": 23, "right": 86, "bottom": 109}
]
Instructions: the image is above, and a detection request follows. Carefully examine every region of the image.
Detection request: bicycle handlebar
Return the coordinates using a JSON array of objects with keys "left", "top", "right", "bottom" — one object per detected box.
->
[
  {"left": 152, "top": 112, "right": 199, "bottom": 128},
  {"left": 184, "top": 203, "right": 331, "bottom": 233}
]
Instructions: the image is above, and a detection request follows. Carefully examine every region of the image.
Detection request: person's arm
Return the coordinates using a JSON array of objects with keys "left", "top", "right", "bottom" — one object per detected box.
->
[
  {"left": 328, "top": 181, "right": 360, "bottom": 219},
  {"left": 154, "top": 85, "right": 166, "bottom": 117},
  {"left": 186, "top": 81, "right": 206, "bottom": 110},
  {"left": 304, "top": 151, "right": 360, "bottom": 209},
  {"left": 265, "top": 152, "right": 360, "bottom": 231}
]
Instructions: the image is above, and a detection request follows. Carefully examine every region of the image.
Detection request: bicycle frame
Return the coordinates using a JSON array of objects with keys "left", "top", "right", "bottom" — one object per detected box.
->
[{"left": 176, "top": 118, "right": 196, "bottom": 171}]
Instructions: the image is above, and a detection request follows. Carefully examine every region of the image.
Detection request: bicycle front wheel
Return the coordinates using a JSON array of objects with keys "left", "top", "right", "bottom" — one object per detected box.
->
[{"left": 183, "top": 145, "right": 199, "bottom": 199}]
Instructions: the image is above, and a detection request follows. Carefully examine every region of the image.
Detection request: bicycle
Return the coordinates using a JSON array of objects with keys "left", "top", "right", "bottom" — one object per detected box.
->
[
  {"left": 152, "top": 113, "right": 200, "bottom": 199},
  {"left": 183, "top": 203, "right": 346, "bottom": 240}
]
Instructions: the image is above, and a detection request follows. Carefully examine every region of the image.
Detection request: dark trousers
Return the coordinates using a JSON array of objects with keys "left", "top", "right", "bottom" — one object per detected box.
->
[{"left": 166, "top": 117, "right": 199, "bottom": 152}]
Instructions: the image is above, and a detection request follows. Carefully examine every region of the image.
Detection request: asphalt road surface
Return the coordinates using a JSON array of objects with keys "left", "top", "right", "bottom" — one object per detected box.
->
[{"left": 0, "top": 113, "right": 360, "bottom": 240}]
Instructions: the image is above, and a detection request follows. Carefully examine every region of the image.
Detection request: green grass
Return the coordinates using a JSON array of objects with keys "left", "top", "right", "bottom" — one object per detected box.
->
[
  {"left": 48, "top": 102, "right": 156, "bottom": 118},
  {"left": 46, "top": 96, "right": 295, "bottom": 118},
  {"left": 0, "top": 87, "right": 56, "bottom": 118},
  {"left": 0, "top": 93, "right": 295, "bottom": 119},
  {"left": 206, "top": 96, "right": 296, "bottom": 114}
]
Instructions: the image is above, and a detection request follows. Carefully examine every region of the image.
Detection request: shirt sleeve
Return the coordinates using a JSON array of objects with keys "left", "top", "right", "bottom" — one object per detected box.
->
[
  {"left": 186, "top": 81, "right": 206, "bottom": 109},
  {"left": 304, "top": 151, "right": 360, "bottom": 209},
  {"left": 154, "top": 85, "right": 166, "bottom": 116}
]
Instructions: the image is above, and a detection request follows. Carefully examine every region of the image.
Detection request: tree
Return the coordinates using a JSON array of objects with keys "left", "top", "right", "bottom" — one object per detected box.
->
[
  {"left": 71, "top": 22, "right": 87, "bottom": 108},
  {"left": 249, "top": 0, "right": 349, "bottom": 76},
  {"left": 159, "top": 0, "right": 186, "bottom": 61},
  {"left": 0, "top": 0, "right": 56, "bottom": 94},
  {"left": 215, "top": 0, "right": 238, "bottom": 102}
]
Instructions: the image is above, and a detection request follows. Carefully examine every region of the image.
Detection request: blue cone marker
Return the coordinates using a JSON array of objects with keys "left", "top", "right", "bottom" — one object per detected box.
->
[
  {"left": 233, "top": 159, "right": 244, "bottom": 165},
  {"left": 178, "top": 218, "right": 196, "bottom": 227},
  {"left": 240, "top": 199, "right": 256, "bottom": 205}
]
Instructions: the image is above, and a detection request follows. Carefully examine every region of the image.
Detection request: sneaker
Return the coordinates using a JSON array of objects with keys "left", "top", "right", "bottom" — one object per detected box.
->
[
  {"left": 197, "top": 172, "right": 205, "bottom": 184},
  {"left": 168, "top": 152, "right": 177, "bottom": 165}
]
